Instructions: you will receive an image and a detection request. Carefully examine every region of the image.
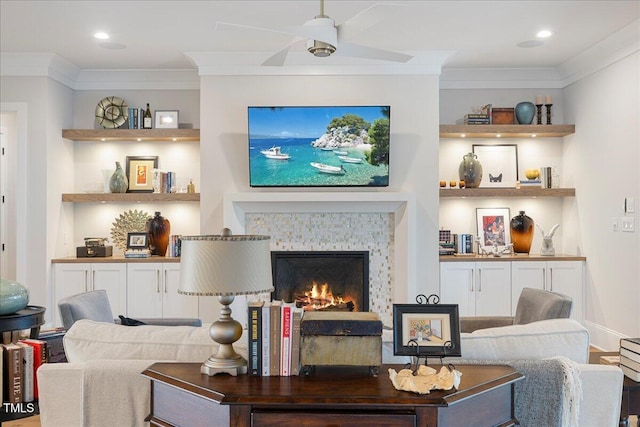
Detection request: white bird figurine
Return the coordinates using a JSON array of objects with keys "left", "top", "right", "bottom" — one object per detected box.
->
[{"left": 536, "top": 224, "right": 560, "bottom": 256}]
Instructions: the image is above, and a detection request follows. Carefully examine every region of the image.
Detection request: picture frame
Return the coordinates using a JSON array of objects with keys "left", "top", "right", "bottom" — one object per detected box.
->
[
  {"left": 125, "top": 156, "right": 158, "bottom": 193},
  {"left": 126, "top": 232, "right": 149, "bottom": 249},
  {"left": 476, "top": 207, "right": 511, "bottom": 252},
  {"left": 393, "top": 304, "right": 461, "bottom": 357},
  {"left": 472, "top": 144, "right": 518, "bottom": 188},
  {"left": 154, "top": 110, "right": 179, "bottom": 129}
]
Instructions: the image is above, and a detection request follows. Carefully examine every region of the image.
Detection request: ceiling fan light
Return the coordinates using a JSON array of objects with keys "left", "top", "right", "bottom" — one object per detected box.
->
[{"left": 307, "top": 39, "right": 336, "bottom": 57}]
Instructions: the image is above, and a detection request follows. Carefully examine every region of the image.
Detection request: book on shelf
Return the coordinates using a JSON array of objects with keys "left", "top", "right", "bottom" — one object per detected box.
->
[
  {"left": 621, "top": 347, "right": 640, "bottom": 364},
  {"left": 261, "top": 302, "right": 271, "bottom": 376},
  {"left": 519, "top": 180, "right": 542, "bottom": 187},
  {"left": 620, "top": 363, "right": 640, "bottom": 382},
  {"left": 3, "top": 342, "right": 23, "bottom": 403},
  {"left": 280, "top": 303, "right": 293, "bottom": 376},
  {"left": 290, "top": 307, "right": 303, "bottom": 376},
  {"left": 599, "top": 355, "right": 620, "bottom": 365},
  {"left": 247, "top": 301, "right": 263, "bottom": 376},
  {"left": 269, "top": 300, "right": 282, "bottom": 376},
  {"left": 20, "top": 338, "right": 47, "bottom": 399},
  {"left": 16, "top": 342, "right": 34, "bottom": 402},
  {"left": 124, "top": 249, "right": 151, "bottom": 258},
  {"left": 621, "top": 337, "right": 640, "bottom": 354},
  {"left": 621, "top": 354, "right": 640, "bottom": 372}
]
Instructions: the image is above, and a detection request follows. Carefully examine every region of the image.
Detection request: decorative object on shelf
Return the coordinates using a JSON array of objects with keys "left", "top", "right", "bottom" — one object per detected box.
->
[
  {"left": 537, "top": 224, "right": 560, "bottom": 256},
  {"left": 389, "top": 364, "right": 462, "bottom": 395},
  {"left": 472, "top": 144, "right": 518, "bottom": 188},
  {"left": 510, "top": 211, "right": 535, "bottom": 253},
  {"left": 491, "top": 242, "right": 514, "bottom": 257},
  {"left": 0, "top": 279, "right": 29, "bottom": 315},
  {"left": 439, "top": 180, "right": 446, "bottom": 188},
  {"left": 458, "top": 152, "right": 483, "bottom": 188},
  {"left": 125, "top": 156, "right": 158, "bottom": 193},
  {"left": 476, "top": 207, "right": 511, "bottom": 253},
  {"left": 491, "top": 107, "right": 515, "bottom": 125},
  {"left": 525, "top": 168, "right": 540, "bottom": 180},
  {"left": 143, "top": 103, "right": 153, "bottom": 129},
  {"left": 178, "top": 229, "right": 274, "bottom": 376},
  {"left": 187, "top": 179, "right": 196, "bottom": 194},
  {"left": 155, "top": 110, "right": 179, "bottom": 129},
  {"left": 545, "top": 96, "right": 553, "bottom": 125},
  {"left": 515, "top": 102, "right": 535, "bottom": 124},
  {"left": 109, "top": 161, "right": 129, "bottom": 193},
  {"left": 110, "top": 209, "right": 152, "bottom": 251},
  {"left": 95, "top": 96, "right": 128, "bottom": 129},
  {"left": 146, "top": 211, "right": 171, "bottom": 256}
]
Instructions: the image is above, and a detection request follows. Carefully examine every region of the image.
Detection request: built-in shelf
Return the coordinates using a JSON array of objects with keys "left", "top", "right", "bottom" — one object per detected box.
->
[
  {"left": 62, "top": 129, "right": 200, "bottom": 142},
  {"left": 62, "top": 193, "right": 200, "bottom": 203},
  {"left": 439, "top": 187, "right": 575, "bottom": 198},
  {"left": 439, "top": 124, "right": 575, "bottom": 138}
]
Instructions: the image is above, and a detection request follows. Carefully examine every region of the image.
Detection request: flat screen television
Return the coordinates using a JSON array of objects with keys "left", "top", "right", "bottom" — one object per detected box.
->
[{"left": 248, "top": 106, "right": 390, "bottom": 187}]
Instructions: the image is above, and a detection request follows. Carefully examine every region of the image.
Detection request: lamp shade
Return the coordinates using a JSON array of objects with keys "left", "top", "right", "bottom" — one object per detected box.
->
[{"left": 178, "top": 233, "right": 274, "bottom": 296}]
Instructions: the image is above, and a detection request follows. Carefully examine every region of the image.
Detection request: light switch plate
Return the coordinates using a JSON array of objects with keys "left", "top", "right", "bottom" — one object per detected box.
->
[
  {"left": 625, "top": 197, "right": 635, "bottom": 213},
  {"left": 622, "top": 217, "right": 635, "bottom": 232}
]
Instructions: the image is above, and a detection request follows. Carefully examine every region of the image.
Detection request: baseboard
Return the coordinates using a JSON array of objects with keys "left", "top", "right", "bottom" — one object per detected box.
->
[{"left": 584, "top": 319, "right": 626, "bottom": 351}]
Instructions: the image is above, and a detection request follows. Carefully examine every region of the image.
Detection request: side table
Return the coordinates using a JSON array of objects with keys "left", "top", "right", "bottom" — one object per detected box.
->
[{"left": 591, "top": 350, "right": 640, "bottom": 427}]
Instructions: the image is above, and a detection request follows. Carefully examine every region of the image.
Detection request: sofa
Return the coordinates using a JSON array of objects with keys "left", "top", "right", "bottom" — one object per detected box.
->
[{"left": 38, "top": 318, "right": 622, "bottom": 427}]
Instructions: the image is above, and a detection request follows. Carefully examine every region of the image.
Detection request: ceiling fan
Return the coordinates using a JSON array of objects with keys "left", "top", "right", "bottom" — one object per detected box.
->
[{"left": 216, "top": 0, "right": 413, "bottom": 66}]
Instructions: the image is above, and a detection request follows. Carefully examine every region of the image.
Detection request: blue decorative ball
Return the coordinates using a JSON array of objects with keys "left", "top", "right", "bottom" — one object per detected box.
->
[{"left": 0, "top": 279, "right": 30, "bottom": 315}]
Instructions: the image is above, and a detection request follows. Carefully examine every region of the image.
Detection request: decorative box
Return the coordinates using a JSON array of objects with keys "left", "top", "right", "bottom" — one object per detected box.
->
[
  {"left": 300, "top": 311, "right": 382, "bottom": 375},
  {"left": 491, "top": 108, "right": 515, "bottom": 124},
  {"left": 76, "top": 245, "right": 113, "bottom": 258}
]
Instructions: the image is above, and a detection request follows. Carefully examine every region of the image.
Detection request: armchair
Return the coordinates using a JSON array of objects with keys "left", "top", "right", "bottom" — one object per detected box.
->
[
  {"left": 58, "top": 290, "right": 202, "bottom": 330},
  {"left": 460, "top": 287, "right": 572, "bottom": 333}
]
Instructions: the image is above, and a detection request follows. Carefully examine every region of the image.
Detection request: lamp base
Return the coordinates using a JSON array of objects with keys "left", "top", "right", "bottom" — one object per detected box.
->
[
  {"left": 201, "top": 354, "right": 247, "bottom": 377},
  {"left": 202, "top": 294, "right": 248, "bottom": 376}
]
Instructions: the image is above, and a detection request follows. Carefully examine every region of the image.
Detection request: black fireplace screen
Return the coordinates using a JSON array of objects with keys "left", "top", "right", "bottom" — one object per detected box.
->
[{"left": 271, "top": 251, "right": 369, "bottom": 312}]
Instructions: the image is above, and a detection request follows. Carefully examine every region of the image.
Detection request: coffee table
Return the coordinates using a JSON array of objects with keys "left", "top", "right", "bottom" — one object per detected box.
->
[{"left": 143, "top": 363, "right": 523, "bottom": 427}]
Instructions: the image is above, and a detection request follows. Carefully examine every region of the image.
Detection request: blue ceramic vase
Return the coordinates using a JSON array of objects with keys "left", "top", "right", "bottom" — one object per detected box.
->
[
  {"left": 0, "top": 279, "right": 30, "bottom": 315},
  {"left": 515, "top": 102, "right": 536, "bottom": 124}
]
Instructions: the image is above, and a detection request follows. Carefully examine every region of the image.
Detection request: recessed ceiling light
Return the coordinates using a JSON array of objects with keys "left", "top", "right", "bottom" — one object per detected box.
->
[
  {"left": 537, "top": 30, "right": 553, "bottom": 39},
  {"left": 94, "top": 32, "right": 109, "bottom": 40}
]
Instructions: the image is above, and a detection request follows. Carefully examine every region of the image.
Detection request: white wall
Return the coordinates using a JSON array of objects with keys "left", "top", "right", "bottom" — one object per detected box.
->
[
  {"left": 199, "top": 74, "right": 441, "bottom": 299},
  {"left": 563, "top": 52, "right": 640, "bottom": 349}
]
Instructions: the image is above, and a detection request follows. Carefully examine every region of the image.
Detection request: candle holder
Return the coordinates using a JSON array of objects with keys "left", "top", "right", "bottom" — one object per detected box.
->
[
  {"left": 545, "top": 104, "right": 553, "bottom": 125},
  {"left": 535, "top": 104, "right": 543, "bottom": 125}
]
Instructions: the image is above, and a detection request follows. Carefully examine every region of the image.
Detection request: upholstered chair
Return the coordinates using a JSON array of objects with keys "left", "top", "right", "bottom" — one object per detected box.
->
[
  {"left": 460, "top": 287, "right": 572, "bottom": 333},
  {"left": 58, "top": 289, "right": 202, "bottom": 330}
]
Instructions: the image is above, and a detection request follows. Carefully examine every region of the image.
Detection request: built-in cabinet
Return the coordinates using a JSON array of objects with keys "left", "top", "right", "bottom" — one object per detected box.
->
[
  {"left": 126, "top": 262, "right": 198, "bottom": 319},
  {"left": 439, "top": 261, "right": 512, "bottom": 317},
  {"left": 440, "top": 257, "right": 585, "bottom": 322},
  {"left": 52, "top": 262, "right": 127, "bottom": 326}
]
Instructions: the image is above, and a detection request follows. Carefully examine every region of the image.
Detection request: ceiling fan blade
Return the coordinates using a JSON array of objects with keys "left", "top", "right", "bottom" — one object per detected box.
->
[
  {"left": 262, "top": 38, "right": 303, "bottom": 66},
  {"left": 337, "top": 3, "right": 404, "bottom": 42},
  {"left": 335, "top": 42, "right": 412, "bottom": 63},
  {"left": 282, "top": 21, "right": 337, "bottom": 46},
  {"left": 215, "top": 21, "right": 295, "bottom": 37}
]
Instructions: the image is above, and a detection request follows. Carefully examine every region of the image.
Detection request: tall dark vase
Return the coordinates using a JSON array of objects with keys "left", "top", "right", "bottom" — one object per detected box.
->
[
  {"left": 510, "top": 211, "right": 534, "bottom": 254},
  {"left": 146, "top": 211, "right": 171, "bottom": 256}
]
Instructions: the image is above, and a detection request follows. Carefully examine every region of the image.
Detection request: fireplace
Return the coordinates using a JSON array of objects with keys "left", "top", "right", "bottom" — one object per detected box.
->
[{"left": 271, "top": 251, "right": 369, "bottom": 312}]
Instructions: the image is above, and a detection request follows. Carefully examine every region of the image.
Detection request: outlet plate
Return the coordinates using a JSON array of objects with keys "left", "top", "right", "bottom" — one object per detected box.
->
[{"left": 622, "top": 217, "right": 635, "bottom": 232}]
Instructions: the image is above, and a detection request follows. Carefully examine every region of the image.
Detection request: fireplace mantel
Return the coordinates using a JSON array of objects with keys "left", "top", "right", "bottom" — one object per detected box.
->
[{"left": 223, "top": 192, "right": 417, "bottom": 305}]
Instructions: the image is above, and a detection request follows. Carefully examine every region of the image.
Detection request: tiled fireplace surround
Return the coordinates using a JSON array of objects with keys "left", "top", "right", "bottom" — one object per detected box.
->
[{"left": 224, "top": 192, "right": 415, "bottom": 326}]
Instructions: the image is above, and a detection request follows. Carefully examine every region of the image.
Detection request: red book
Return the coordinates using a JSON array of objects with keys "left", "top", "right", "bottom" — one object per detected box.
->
[
  {"left": 280, "top": 304, "right": 292, "bottom": 376},
  {"left": 20, "top": 339, "right": 47, "bottom": 399}
]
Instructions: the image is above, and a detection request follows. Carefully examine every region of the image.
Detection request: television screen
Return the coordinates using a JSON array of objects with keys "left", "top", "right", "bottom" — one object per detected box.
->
[{"left": 248, "top": 106, "right": 390, "bottom": 187}]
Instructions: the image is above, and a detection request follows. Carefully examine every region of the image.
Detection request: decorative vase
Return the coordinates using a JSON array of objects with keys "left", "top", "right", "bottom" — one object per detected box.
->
[
  {"left": 458, "top": 153, "right": 483, "bottom": 188},
  {"left": 146, "top": 211, "right": 171, "bottom": 256},
  {"left": 510, "top": 211, "right": 535, "bottom": 254},
  {"left": 0, "top": 279, "right": 29, "bottom": 315},
  {"left": 515, "top": 102, "right": 536, "bottom": 125},
  {"left": 109, "top": 161, "right": 129, "bottom": 193}
]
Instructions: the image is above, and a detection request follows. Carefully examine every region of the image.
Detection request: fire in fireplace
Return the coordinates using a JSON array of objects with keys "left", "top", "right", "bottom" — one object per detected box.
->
[{"left": 271, "top": 251, "right": 369, "bottom": 312}]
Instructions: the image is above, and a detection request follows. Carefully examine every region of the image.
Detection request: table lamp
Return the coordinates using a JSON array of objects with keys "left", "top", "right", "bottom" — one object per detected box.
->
[{"left": 178, "top": 229, "right": 273, "bottom": 376}]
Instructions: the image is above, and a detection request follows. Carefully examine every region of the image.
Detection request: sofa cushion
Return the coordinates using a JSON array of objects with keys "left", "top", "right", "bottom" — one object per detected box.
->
[
  {"left": 64, "top": 319, "right": 247, "bottom": 363},
  {"left": 459, "top": 318, "right": 589, "bottom": 363}
]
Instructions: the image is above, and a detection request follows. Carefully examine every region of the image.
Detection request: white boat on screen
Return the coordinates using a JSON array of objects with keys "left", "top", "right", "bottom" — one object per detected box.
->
[
  {"left": 260, "top": 146, "right": 290, "bottom": 160},
  {"left": 310, "top": 162, "right": 346, "bottom": 175}
]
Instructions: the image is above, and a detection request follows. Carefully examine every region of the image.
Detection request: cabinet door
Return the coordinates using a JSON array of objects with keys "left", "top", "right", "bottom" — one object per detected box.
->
[
  {"left": 162, "top": 263, "right": 199, "bottom": 318},
  {"left": 546, "top": 261, "right": 584, "bottom": 322},
  {"left": 511, "top": 261, "right": 547, "bottom": 315},
  {"left": 91, "top": 263, "right": 127, "bottom": 318},
  {"left": 440, "top": 262, "right": 475, "bottom": 316},
  {"left": 52, "top": 263, "right": 91, "bottom": 327},
  {"left": 475, "top": 262, "right": 511, "bottom": 316},
  {"left": 127, "top": 263, "right": 163, "bottom": 318}
]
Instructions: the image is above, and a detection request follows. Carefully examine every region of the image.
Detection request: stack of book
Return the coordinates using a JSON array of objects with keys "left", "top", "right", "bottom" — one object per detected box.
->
[
  {"left": 463, "top": 114, "right": 490, "bottom": 125},
  {"left": 2, "top": 337, "right": 50, "bottom": 406},
  {"left": 247, "top": 301, "right": 304, "bottom": 377},
  {"left": 519, "top": 180, "right": 542, "bottom": 187},
  {"left": 620, "top": 338, "right": 640, "bottom": 381}
]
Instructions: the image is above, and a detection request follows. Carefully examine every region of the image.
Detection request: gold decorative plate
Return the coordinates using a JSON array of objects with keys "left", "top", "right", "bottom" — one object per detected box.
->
[
  {"left": 111, "top": 209, "right": 151, "bottom": 250},
  {"left": 95, "top": 96, "right": 128, "bottom": 129}
]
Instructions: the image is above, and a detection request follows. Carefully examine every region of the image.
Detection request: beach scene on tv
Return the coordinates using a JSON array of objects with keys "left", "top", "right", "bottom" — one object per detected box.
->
[{"left": 248, "top": 106, "right": 390, "bottom": 187}]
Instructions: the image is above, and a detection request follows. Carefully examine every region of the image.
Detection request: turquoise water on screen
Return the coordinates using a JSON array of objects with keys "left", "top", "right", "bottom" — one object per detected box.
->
[{"left": 249, "top": 138, "right": 389, "bottom": 187}]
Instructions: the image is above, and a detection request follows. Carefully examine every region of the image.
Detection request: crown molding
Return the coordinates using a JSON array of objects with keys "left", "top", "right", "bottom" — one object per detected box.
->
[
  {"left": 0, "top": 53, "right": 79, "bottom": 88},
  {"left": 73, "top": 69, "right": 200, "bottom": 90},
  {"left": 439, "top": 67, "right": 563, "bottom": 89},
  {"left": 185, "top": 51, "right": 453, "bottom": 76}
]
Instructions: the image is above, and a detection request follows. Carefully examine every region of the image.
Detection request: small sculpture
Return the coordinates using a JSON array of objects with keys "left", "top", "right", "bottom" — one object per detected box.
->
[
  {"left": 537, "top": 224, "right": 560, "bottom": 256},
  {"left": 491, "top": 242, "right": 513, "bottom": 257}
]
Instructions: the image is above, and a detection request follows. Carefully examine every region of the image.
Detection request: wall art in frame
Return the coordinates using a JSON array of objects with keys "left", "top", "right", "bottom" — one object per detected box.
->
[
  {"left": 125, "top": 156, "right": 158, "bottom": 193},
  {"left": 126, "top": 232, "right": 149, "bottom": 249},
  {"left": 392, "top": 304, "right": 461, "bottom": 357},
  {"left": 472, "top": 144, "right": 518, "bottom": 188},
  {"left": 476, "top": 207, "right": 511, "bottom": 252},
  {"left": 154, "top": 110, "right": 179, "bottom": 129}
]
